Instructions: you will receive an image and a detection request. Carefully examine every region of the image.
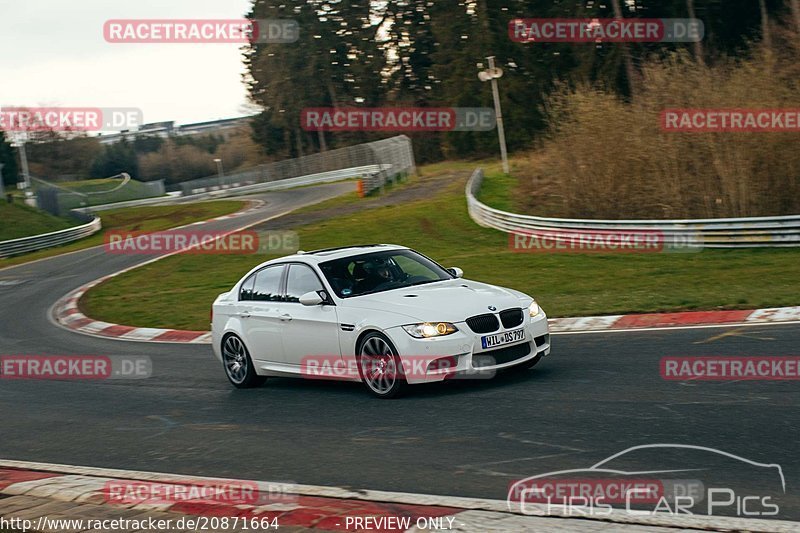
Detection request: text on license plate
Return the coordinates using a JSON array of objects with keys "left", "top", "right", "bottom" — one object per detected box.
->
[{"left": 481, "top": 328, "right": 525, "bottom": 349}]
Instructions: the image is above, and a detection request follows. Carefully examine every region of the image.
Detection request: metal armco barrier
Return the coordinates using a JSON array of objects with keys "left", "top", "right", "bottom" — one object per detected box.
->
[
  {"left": 0, "top": 217, "right": 102, "bottom": 258},
  {"left": 467, "top": 168, "right": 800, "bottom": 248},
  {"left": 76, "top": 165, "right": 391, "bottom": 214},
  {"left": 34, "top": 176, "right": 165, "bottom": 217},
  {"left": 179, "top": 135, "right": 415, "bottom": 197},
  {"left": 2, "top": 137, "right": 416, "bottom": 258},
  {"left": 188, "top": 165, "right": 386, "bottom": 197}
]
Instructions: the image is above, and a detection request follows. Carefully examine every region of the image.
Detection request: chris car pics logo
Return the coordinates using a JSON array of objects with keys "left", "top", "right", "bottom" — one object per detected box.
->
[{"left": 508, "top": 444, "right": 784, "bottom": 518}]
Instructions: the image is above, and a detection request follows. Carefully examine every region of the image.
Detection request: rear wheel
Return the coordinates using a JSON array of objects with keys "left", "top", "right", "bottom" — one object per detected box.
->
[
  {"left": 222, "top": 334, "right": 266, "bottom": 388},
  {"left": 357, "top": 332, "right": 406, "bottom": 399}
]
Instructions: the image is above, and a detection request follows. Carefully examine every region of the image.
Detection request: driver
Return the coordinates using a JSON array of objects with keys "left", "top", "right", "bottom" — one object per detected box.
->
[
  {"left": 375, "top": 264, "right": 393, "bottom": 283},
  {"left": 359, "top": 259, "right": 394, "bottom": 292}
]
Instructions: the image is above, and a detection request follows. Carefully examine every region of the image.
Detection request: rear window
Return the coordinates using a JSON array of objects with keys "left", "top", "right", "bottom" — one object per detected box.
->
[{"left": 240, "top": 265, "right": 284, "bottom": 301}]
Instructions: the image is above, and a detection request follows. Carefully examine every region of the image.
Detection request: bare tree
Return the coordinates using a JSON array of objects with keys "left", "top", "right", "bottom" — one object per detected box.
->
[
  {"left": 686, "top": 0, "right": 705, "bottom": 65},
  {"left": 759, "top": 0, "right": 772, "bottom": 50},
  {"left": 790, "top": 0, "right": 800, "bottom": 35},
  {"left": 611, "top": 0, "right": 637, "bottom": 96}
]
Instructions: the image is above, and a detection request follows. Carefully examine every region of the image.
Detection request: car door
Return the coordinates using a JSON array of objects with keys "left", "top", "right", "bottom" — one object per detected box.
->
[
  {"left": 239, "top": 264, "right": 286, "bottom": 363},
  {"left": 278, "top": 263, "right": 341, "bottom": 367}
]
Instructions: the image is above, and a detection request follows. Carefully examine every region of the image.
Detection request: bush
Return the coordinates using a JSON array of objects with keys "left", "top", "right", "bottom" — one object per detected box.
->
[
  {"left": 517, "top": 41, "right": 800, "bottom": 219},
  {"left": 139, "top": 144, "right": 215, "bottom": 185},
  {"left": 138, "top": 128, "right": 268, "bottom": 185}
]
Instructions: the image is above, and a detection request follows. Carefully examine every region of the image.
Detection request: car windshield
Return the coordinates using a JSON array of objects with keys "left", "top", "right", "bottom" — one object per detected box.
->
[{"left": 319, "top": 249, "right": 453, "bottom": 298}]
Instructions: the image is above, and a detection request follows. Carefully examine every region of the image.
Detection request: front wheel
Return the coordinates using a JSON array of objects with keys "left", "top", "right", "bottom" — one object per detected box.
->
[
  {"left": 357, "top": 332, "right": 406, "bottom": 399},
  {"left": 222, "top": 334, "right": 266, "bottom": 388}
]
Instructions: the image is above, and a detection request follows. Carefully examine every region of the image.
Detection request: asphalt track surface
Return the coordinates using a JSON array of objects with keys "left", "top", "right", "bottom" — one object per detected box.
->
[{"left": 1, "top": 182, "right": 798, "bottom": 521}]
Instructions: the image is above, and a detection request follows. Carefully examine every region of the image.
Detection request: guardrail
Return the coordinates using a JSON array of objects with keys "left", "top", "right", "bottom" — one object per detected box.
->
[
  {"left": 2, "top": 164, "right": 381, "bottom": 257},
  {"left": 0, "top": 217, "right": 102, "bottom": 258},
  {"left": 34, "top": 175, "right": 166, "bottom": 217},
  {"left": 78, "top": 165, "right": 387, "bottom": 213},
  {"left": 2, "top": 158, "right": 404, "bottom": 258},
  {"left": 466, "top": 168, "right": 800, "bottom": 248},
  {"left": 188, "top": 165, "right": 385, "bottom": 196},
  {"left": 178, "top": 135, "right": 415, "bottom": 197}
]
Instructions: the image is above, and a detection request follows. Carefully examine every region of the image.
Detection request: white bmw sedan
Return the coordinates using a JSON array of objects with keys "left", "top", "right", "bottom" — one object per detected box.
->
[{"left": 211, "top": 244, "right": 550, "bottom": 398}]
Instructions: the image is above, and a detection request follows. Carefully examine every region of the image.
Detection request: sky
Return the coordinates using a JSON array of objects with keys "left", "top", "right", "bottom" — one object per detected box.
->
[{"left": 0, "top": 0, "right": 256, "bottom": 129}]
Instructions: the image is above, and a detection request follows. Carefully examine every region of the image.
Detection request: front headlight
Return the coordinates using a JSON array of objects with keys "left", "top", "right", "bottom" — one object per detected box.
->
[
  {"left": 402, "top": 322, "right": 458, "bottom": 338},
  {"left": 529, "top": 301, "right": 542, "bottom": 317}
]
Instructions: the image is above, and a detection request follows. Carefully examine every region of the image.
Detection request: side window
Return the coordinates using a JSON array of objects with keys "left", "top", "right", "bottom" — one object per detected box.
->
[
  {"left": 251, "top": 265, "right": 284, "bottom": 302},
  {"left": 285, "top": 264, "right": 324, "bottom": 303},
  {"left": 239, "top": 273, "right": 256, "bottom": 301}
]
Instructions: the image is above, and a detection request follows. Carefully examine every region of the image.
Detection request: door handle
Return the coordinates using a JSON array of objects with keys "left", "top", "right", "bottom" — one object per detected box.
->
[
  {"left": 279, "top": 313, "right": 293, "bottom": 322},
  {"left": 238, "top": 312, "right": 251, "bottom": 318}
]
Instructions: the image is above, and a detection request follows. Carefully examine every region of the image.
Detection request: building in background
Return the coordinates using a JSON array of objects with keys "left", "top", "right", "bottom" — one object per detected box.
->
[{"left": 96, "top": 116, "right": 253, "bottom": 145}]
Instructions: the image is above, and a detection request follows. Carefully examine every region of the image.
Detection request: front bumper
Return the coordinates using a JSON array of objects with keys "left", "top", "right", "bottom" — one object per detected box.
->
[{"left": 386, "top": 312, "right": 550, "bottom": 385}]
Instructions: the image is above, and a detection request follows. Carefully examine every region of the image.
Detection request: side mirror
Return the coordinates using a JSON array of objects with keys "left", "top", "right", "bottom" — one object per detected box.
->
[
  {"left": 447, "top": 267, "right": 463, "bottom": 278},
  {"left": 299, "top": 291, "right": 325, "bottom": 306}
]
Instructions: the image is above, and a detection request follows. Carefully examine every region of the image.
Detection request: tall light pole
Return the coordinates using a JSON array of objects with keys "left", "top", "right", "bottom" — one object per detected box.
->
[{"left": 478, "top": 56, "right": 509, "bottom": 174}]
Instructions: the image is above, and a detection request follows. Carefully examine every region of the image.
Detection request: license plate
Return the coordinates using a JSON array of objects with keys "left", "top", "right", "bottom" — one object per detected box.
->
[{"left": 481, "top": 328, "right": 525, "bottom": 349}]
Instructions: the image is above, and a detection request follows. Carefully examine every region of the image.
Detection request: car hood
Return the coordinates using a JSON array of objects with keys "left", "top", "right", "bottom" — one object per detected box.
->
[{"left": 345, "top": 278, "right": 531, "bottom": 322}]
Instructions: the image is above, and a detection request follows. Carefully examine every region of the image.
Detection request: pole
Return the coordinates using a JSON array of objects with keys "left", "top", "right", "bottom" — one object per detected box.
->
[
  {"left": 0, "top": 163, "right": 5, "bottom": 196},
  {"left": 18, "top": 140, "right": 31, "bottom": 190},
  {"left": 214, "top": 158, "right": 224, "bottom": 186},
  {"left": 611, "top": 0, "right": 636, "bottom": 96},
  {"left": 486, "top": 56, "right": 509, "bottom": 174}
]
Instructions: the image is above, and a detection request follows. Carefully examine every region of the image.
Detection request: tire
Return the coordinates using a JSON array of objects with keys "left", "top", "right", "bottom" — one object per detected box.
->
[
  {"left": 221, "top": 334, "right": 266, "bottom": 388},
  {"left": 357, "top": 332, "right": 407, "bottom": 399},
  {"left": 521, "top": 353, "right": 543, "bottom": 370}
]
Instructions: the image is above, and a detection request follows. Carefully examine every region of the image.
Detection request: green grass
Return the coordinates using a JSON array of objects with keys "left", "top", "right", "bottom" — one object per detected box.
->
[
  {"left": 288, "top": 172, "right": 418, "bottom": 216},
  {"left": 44, "top": 177, "right": 158, "bottom": 196},
  {"left": 0, "top": 200, "right": 76, "bottom": 241},
  {"left": 0, "top": 200, "right": 245, "bottom": 269},
  {"left": 290, "top": 159, "right": 495, "bottom": 217},
  {"left": 82, "top": 165, "right": 800, "bottom": 331},
  {"left": 53, "top": 177, "right": 166, "bottom": 210},
  {"left": 476, "top": 172, "right": 518, "bottom": 212},
  {"left": 56, "top": 177, "right": 132, "bottom": 193}
]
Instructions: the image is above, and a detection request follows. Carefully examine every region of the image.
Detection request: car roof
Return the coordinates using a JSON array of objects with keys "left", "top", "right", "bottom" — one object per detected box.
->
[{"left": 262, "top": 244, "right": 409, "bottom": 267}]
